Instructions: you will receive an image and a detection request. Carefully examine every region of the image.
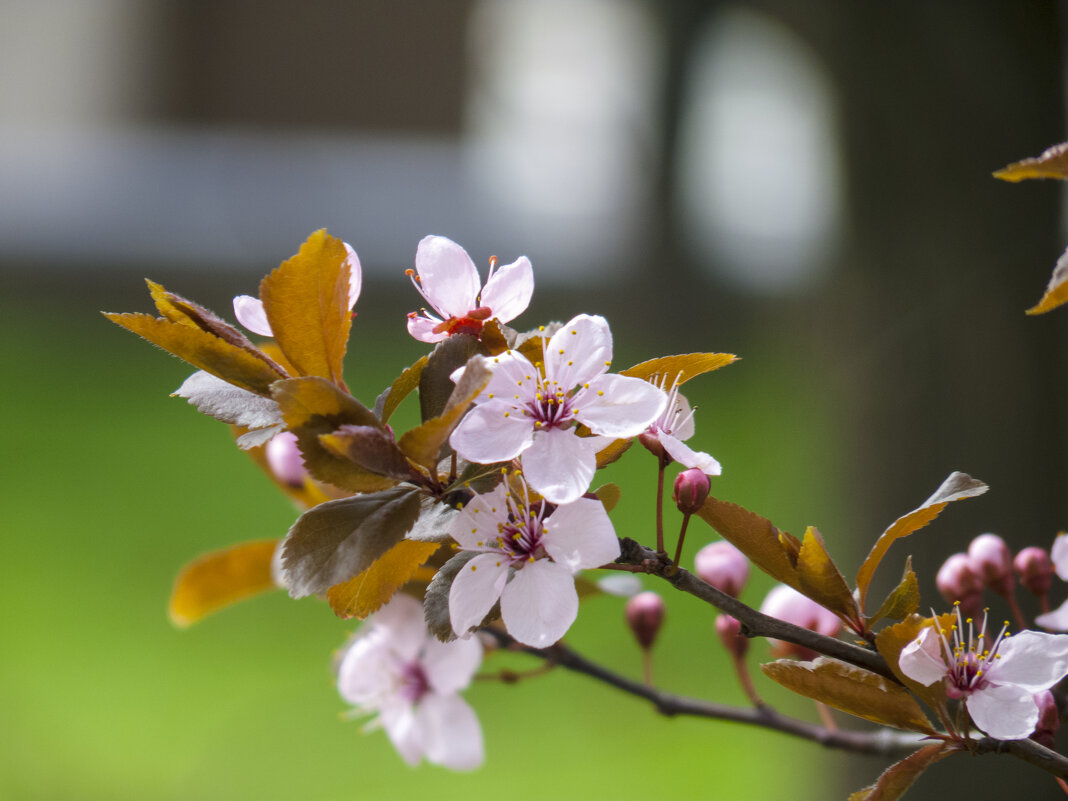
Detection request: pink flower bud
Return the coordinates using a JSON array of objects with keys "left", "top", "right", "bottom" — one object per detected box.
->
[
  {"left": 625, "top": 591, "right": 665, "bottom": 650},
  {"left": 266, "top": 431, "right": 307, "bottom": 488},
  {"left": 1031, "top": 690, "right": 1060, "bottom": 749},
  {"left": 1015, "top": 547, "right": 1054, "bottom": 598},
  {"left": 759, "top": 584, "right": 841, "bottom": 660},
  {"left": 637, "top": 431, "right": 667, "bottom": 463},
  {"left": 694, "top": 541, "right": 749, "bottom": 598},
  {"left": 936, "top": 553, "right": 983, "bottom": 617},
  {"left": 968, "top": 533, "right": 1014, "bottom": 596},
  {"left": 715, "top": 613, "right": 748, "bottom": 659},
  {"left": 673, "top": 468, "right": 710, "bottom": 515}
]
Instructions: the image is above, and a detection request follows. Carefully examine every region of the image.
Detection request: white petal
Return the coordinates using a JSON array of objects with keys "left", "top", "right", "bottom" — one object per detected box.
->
[
  {"left": 660, "top": 433, "right": 722, "bottom": 475},
  {"left": 421, "top": 637, "right": 483, "bottom": 695},
  {"left": 987, "top": 630, "right": 1068, "bottom": 692},
  {"left": 544, "top": 314, "right": 612, "bottom": 390},
  {"left": 337, "top": 629, "right": 394, "bottom": 704},
  {"left": 667, "top": 391, "right": 696, "bottom": 440},
  {"left": 449, "top": 400, "right": 533, "bottom": 463},
  {"left": 1036, "top": 598, "right": 1068, "bottom": 631},
  {"left": 407, "top": 314, "right": 447, "bottom": 343},
  {"left": 543, "top": 497, "right": 620, "bottom": 572},
  {"left": 368, "top": 594, "right": 428, "bottom": 663},
  {"left": 414, "top": 235, "right": 480, "bottom": 318},
  {"left": 380, "top": 703, "right": 424, "bottom": 766},
  {"left": 967, "top": 683, "right": 1040, "bottom": 740},
  {"left": 343, "top": 242, "right": 362, "bottom": 308},
  {"left": 478, "top": 350, "right": 538, "bottom": 403},
  {"left": 449, "top": 553, "right": 509, "bottom": 636},
  {"left": 415, "top": 693, "right": 484, "bottom": 771},
  {"left": 521, "top": 428, "right": 597, "bottom": 505},
  {"left": 898, "top": 626, "right": 949, "bottom": 686},
  {"left": 500, "top": 560, "right": 579, "bottom": 647},
  {"left": 233, "top": 295, "right": 274, "bottom": 337},
  {"left": 596, "top": 573, "right": 643, "bottom": 597},
  {"left": 479, "top": 256, "right": 533, "bottom": 323},
  {"left": 1052, "top": 534, "right": 1068, "bottom": 581},
  {"left": 449, "top": 485, "right": 510, "bottom": 549},
  {"left": 575, "top": 374, "right": 667, "bottom": 438}
]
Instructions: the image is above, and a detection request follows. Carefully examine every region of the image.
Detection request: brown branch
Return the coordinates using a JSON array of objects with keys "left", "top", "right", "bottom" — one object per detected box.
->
[
  {"left": 616, "top": 538, "right": 894, "bottom": 679},
  {"left": 973, "top": 737, "right": 1068, "bottom": 780}
]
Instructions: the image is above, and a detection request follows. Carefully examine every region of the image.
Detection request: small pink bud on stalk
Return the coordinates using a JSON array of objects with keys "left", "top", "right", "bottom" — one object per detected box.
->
[
  {"left": 1032, "top": 690, "right": 1060, "bottom": 749},
  {"left": 715, "top": 613, "right": 748, "bottom": 659},
  {"left": 969, "top": 533, "right": 1028, "bottom": 629},
  {"left": 266, "top": 431, "right": 307, "bottom": 488},
  {"left": 673, "top": 468, "right": 711, "bottom": 515},
  {"left": 1015, "top": 547, "right": 1054, "bottom": 610},
  {"left": 760, "top": 585, "right": 842, "bottom": 661},
  {"left": 936, "top": 553, "right": 984, "bottom": 619},
  {"left": 695, "top": 541, "right": 749, "bottom": 598},
  {"left": 626, "top": 591, "right": 665, "bottom": 687}
]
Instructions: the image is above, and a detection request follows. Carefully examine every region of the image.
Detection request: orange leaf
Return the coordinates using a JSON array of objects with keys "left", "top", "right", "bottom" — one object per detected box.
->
[
  {"left": 1027, "top": 245, "right": 1068, "bottom": 315},
  {"left": 875, "top": 613, "right": 956, "bottom": 715},
  {"left": 260, "top": 230, "right": 352, "bottom": 386},
  {"left": 993, "top": 142, "right": 1068, "bottom": 182},
  {"left": 696, "top": 497, "right": 799, "bottom": 587},
  {"left": 169, "top": 539, "right": 279, "bottom": 627},
  {"left": 327, "top": 540, "right": 441, "bottom": 619},
  {"left": 848, "top": 743, "right": 953, "bottom": 801},
  {"left": 621, "top": 352, "right": 738, "bottom": 386},
  {"left": 796, "top": 526, "right": 858, "bottom": 621}
]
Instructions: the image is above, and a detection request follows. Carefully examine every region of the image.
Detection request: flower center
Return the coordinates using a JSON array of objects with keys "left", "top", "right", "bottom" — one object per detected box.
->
[
  {"left": 937, "top": 603, "right": 1009, "bottom": 698},
  {"left": 397, "top": 660, "right": 430, "bottom": 703},
  {"left": 496, "top": 503, "right": 548, "bottom": 567}
]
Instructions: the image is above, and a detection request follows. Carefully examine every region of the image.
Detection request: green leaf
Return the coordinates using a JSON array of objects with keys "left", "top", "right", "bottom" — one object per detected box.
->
[
  {"left": 1026, "top": 245, "right": 1068, "bottom": 315},
  {"left": 868, "top": 558, "right": 920, "bottom": 626},
  {"left": 259, "top": 229, "right": 352, "bottom": 386},
  {"left": 373, "top": 354, "right": 428, "bottom": 423},
  {"left": 761, "top": 657, "right": 935, "bottom": 734},
  {"left": 168, "top": 539, "right": 280, "bottom": 627},
  {"left": 856, "top": 472, "right": 987, "bottom": 611},
  {"left": 993, "top": 141, "right": 1068, "bottom": 182},
  {"left": 848, "top": 743, "right": 953, "bottom": 801},
  {"left": 696, "top": 497, "right": 800, "bottom": 587},
  {"left": 796, "top": 526, "right": 858, "bottom": 621},
  {"left": 326, "top": 539, "right": 441, "bottom": 619},
  {"left": 620, "top": 352, "right": 738, "bottom": 386},
  {"left": 281, "top": 487, "right": 423, "bottom": 598},
  {"left": 419, "top": 333, "right": 483, "bottom": 423}
]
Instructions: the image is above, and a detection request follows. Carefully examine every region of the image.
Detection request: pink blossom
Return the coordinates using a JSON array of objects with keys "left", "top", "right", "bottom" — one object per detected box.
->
[
  {"left": 694, "top": 541, "right": 749, "bottom": 598},
  {"left": 968, "top": 533, "right": 1014, "bottom": 596},
  {"left": 405, "top": 235, "right": 533, "bottom": 343},
  {"left": 448, "top": 478, "right": 620, "bottom": 648},
  {"left": 337, "top": 594, "right": 484, "bottom": 770},
  {"left": 1014, "top": 547, "right": 1054, "bottom": 598},
  {"left": 625, "top": 591, "right": 666, "bottom": 650},
  {"left": 935, "top": 552, "right": 984, "bottom": 618},
  {"left": 449, "top": 314, "right": 666, "bottom": 504},
  {"left": 266, "top": 431, "right": 307, "bottom": 488},
  {"left": 674, "top": 468, "right": 711, "bottom": 515},
  {"left": 1032, "top": 535, "right": 1068, "bottom": 630},
  {"left": 234, "top": 242, "right": 362, "bottom": 337},
  {"left": 639, "top": 378, "right": 721, "bottom": 475},
  {"left": 760, "top": 584, "right": 841, "bottom": 660},
  {"left": 899, "top": 606, "right": 1068, "bottom": 740}
]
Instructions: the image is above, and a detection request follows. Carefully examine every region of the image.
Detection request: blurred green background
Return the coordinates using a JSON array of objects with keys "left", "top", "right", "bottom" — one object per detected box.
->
[{"left": 5, "top": 2, "right": 1068, "bottom": 799}]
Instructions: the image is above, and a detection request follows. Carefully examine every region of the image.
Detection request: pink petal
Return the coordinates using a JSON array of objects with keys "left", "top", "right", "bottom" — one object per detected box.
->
[
  {"left": 449, "top": 553, "right": 509, "bottom": 637},
  {"left": 342, "top": 242, "right": 362, "bottom": 308},
  {"left": 897, "top": 626, "right": 948, "bottom": 686},
  {"left": 575, "top": 373, "right": 667, "bottom": 438},
  {"left": 520, "top": 428, "right": 598, "bottom": 505},
  {"left": 479, "top": 255, "right": 533, "bottom": 323},
  {"left": 449, "top": 400, "right": 533, "bottom": 463},
  {"left": 421, "top": 637, "right": 483, "bottom": 695},
  {"left": 380, "top": 703, "right": 424, "bottom": 766},
  {"left": 500, "top": 560, "right": 579, "bottom": 647},
  {"left": 1036, "top": 598, "right": 1068, "bottom": 631},
  {"left": 543, "top": 497, "right": 620, "bottom": 572},
  {"left": 478, "top": 350, "right": 539, "bottom": 403},
  {"left": 414, "top": 235, "right": 481, "bottom": 318},
  {"left": 666, "top": 391, "right": 696, "bottom": 440},
  {"left": 233, "top": 294, "right": 273, "bottom": 337},
  {"left": 545, "top": 314, "right": 613, "bottom": 390},
  {"left": 337, "top": 631, "right": 393, "bottom": 704},
  {"left": 407, "top": 314, "right": 447, "bottom": 343},
  {"left": 967, "top": 683, "right": 1040, "bottom": 740},
  {"left": 368, "top": 594, "right": 428, "bottom": 662},
  {"left": 415, "top": 693, "right": 484, "bottom": 771},
  {"left": 449, "top": 485, "right": 510, "bottom": 549},
  {"left": 660, "top": 432, "right": 722, "bottom": 475},
  {"left": 1052, "top": 534, "right": 1068, "bottom": 581},
  {"left": 987, "top": 630, "right": 1068, "bottom": 692}
]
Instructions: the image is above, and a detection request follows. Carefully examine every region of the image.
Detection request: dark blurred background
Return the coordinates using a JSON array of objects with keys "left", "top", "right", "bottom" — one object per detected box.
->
[{"left": 4, "top": 2, "right": 1068, "bottom": 799}]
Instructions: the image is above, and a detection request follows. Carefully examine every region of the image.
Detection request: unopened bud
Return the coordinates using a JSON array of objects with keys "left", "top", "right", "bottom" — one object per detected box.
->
[
  {"left": 626, "top": 591, "right": 665, "bottom": 650},
  {"left": 759, "top": 584, "right": 841, "bottom": 660},
  {"left": 673, "top": 468, "right": 710, "bottom": 515},
  {"left": 1032, "top": 690, "right": 1060, "bottom": 749},
  {"left": 715, "top": 613, "right": 748, "bottom": 659},
  {"left": 694, "top": 541, "right": 749, "bottom": 598},
  {"left": 936, "top": 553, "right": 983, "bottom": 617},
  {"left": 1014, "top": 547, "right": 1054, "bottom": 598},
  {"left": 968, "top": 533, "right": 1014, "bottom": 596},
  {"left": 266, "top": 431, "right": 307, "bottom": 488},
  {"left": 638, "top": 431, "right": 667, "bottom": 462}
]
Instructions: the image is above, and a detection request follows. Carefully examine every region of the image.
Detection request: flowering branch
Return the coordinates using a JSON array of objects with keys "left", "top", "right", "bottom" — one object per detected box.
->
[{"left": 973, "top": 737, "right": 1068, "bottom": 780}]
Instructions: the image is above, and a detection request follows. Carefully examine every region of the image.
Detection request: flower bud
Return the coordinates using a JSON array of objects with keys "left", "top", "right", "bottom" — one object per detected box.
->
[
  {"left": 625, "top": 591, "right": 665, "bottom": 650},
  {"left": 715, "top": 613, "right": 748, "bottom": 659},
  {"left": 759, "top": 584, "right": 841, "bottom": 660},
  {"left": 266, "top": 431, "right": 307, "bottom": 488},
  {"left": 936, "top": 553, "right": 984, "bottom": 617},
  {"left": 637, "top": 431, "right": 667, "bottom": 463},
  {"left": 1031, "top": 690, "right": 1060, "bottom": 749},
  {"left": 673, "top": 468, "right": 710, "bottom": 515},
  {"left": 1014, "top": 547, "right": 1054, "bottom": 599},
  {"left": 694, "top": 541, "right": 749, "bottom": 598},
  {"left": 968, "top": 533, "right": 1014, "bottom": 596}
]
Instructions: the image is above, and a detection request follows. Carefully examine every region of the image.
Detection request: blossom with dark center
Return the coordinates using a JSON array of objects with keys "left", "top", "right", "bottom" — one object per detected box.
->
[{"left": 639, "top": 376, "right": 722, "bottom": 475}]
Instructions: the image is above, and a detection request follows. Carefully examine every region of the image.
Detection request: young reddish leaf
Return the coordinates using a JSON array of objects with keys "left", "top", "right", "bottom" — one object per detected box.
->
[
  {"left": 796, "top": 526, "right": 859, "bottom": 621},
  {"left": 621, "top": 352, "right": 738, "bottom": 386},
  {"left": 856, "top": 473, "right": 987, "bottom": 610},
  {"left": 848, "top": 743, "right": 953, "bottom": 801},
  {"left": 868, "top": 558, "right": 920, "bottom": 626},
  {"left": 696, "top": 497, "right": 800, "bottom": 587},
  {"left": 373, "top": 354, "right": 428, "bottom": 423},
  {"left": 319, "top": 425, "right": 417, "bottom": 482},
  {"left": 259, "top": 229, "right": 352, "bottom": 386},
  {"left": 272, "top": 376, "right": 396, "bottom": 493},
  {"left": 479, "top": 318, "right": 514, "bottom": 355},
  {"left": 993, "top": 142, "right": 1068, "bottom": 182},
  {"left": 1026, "top": 245, "right": 1068, "bottom": 315},
  {"left": 104, "top": 312, "right": 286, "bottom": 395},
  {"left": 761, "top": 657, "right": 935, "bottom": 734},
  {"left": 593, "top": 483, "right": 622, "bottom": 512},
  {"left": 169, "top": 539, "right": 279, "bottom": 627},
  {"left": 281, "top": 487, "right": 423, "bottom": 598},
  {"left": 399, "top": 355, "right": 492, "bottom": 472},
  {"left": 875, "top": 613, "right": 955, "bottom": 714},
  {"left": 419, "top": 333, "right": 483, "bottom": 423},
  {"left": 326, "top": 539, "right": 441, "bottom": 619}
]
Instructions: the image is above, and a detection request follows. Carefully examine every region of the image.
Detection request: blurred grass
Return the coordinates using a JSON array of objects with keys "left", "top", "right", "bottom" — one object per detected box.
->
[{"left": 1, "top": 277, "right": 851, "bottom": 800}]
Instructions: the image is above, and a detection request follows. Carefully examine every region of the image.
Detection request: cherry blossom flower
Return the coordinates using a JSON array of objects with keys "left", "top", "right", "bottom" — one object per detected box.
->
[
  {"left": 405, "top": 235, "right": 533, "bottom": 343},
  {"left": 448, "top": 477, "right": 620, "bottom": 648},
  {"left": 639, "top": 378, "right": 722, "bottom": 475},
  {"left": 233, "top": 242, "right": 362, "bottom": 337},
  {"left": 449, "top": 314, "right": 666, "bottom": 504},
  {"left": 1032, "top": 534, "right": 1068, "bottom": 629},
  {"left": 899, "top": 605, "right": 1068, "bottom": 740},
  {"left": 337, "top": 594, "right": 484, "bottom": 771},
  {"left": 760, "top": 584, "right": 842, "bottom": 660}
]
